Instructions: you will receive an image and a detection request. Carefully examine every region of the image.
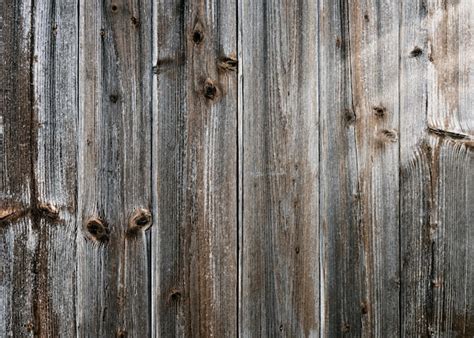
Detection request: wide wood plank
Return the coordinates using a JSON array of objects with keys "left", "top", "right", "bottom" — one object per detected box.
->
[
  {"left": 239, "top": 1, "right": 320, "bottom": 336},
  {"left": 400, "top": 1, "right": 474, "bottom": 336},
  {"left": 0, "top": 1, "right": 36, "bottom": 336},
  {"left": 77, "top": 0, "right": 152, "bottom": 336},
  {"left": 319, "top": 0, "right": 400, "bottom": 336},
  {"left": 151, "top": 1, "right": 237, "bottom": 336}
]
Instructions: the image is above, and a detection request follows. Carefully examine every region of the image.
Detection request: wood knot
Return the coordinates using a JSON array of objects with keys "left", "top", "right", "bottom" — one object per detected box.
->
[
  {"left": 203, "top": 79, "right": 218, "bottom": 100},
  {"left": 131, "top": 17, "right": 140, "bottom": 28},
  {"left": 376, "top": 129, "right": 398, "bottom": 143},
  {"left": 217, "top": 55, "right": 238, "bottom": 72},
  {"left": 127, "top": 208, "right": 152, "bottom": 237},
  {"left": 116, "top": 328, "right": 128, "bottom": 337},
  {"left": 85, "top": 217, "right": 109, "bottom": 243},
  {"left": 192, "top": 21, "right": 204, "bottom": 45},
  {"left": 0, "top": 205, "right": 21, "bottom": 222},
  {"left": 168, "top": 288, "right": 182, "bottom": 303},
  {"left": 372, "top": 105, "right": 385, "bottom": 117},
  {"left": 109, "top": 94, "right": 119, "bottom": 103},
  {"left": 343, "top": 108, "right": 356, "bottom": 124},
  {"left": 410, "top": 46, "right": 423, "bottom": 58},
  {"left": 37, "top": 202, "right": 59, "bottom": 219}
]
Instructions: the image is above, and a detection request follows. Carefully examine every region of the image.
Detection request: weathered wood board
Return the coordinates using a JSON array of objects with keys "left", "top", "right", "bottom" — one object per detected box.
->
[
  {"left": 0, "top": 0, "right": 472, "bottom": 337},
  {"left": 239, "top": 1, "right": 320, "bottom": 337},
  {"left": 152, "top": 1, "right": 237, "bottom": 337}
]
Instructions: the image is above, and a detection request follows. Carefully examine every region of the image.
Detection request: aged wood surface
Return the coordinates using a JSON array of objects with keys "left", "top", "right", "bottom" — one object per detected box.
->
[
  {"left": 152, "top": 0, "right": 237, "bottom": 337},
  {"left": 0, "top": 1, "right": 35, "bottom": 335},
  {"left": 77, "top": 0, "right": 152, "bottom": 336},
  {"left": 401, "top": 1, "right": 474, "bottom": 336},
  {"left": 320, "top": 0, "right": 400, "bottom": 336},
  {"left": 0, "top": 0, "right": 472, "bottom": 337},
  {"left": 239, "top": 1, "right": 319, "bottom": 336}
]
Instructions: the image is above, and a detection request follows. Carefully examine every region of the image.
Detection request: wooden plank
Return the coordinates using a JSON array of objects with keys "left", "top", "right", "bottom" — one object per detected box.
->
[
  {"left": 400, "top": 0, "right": 474, "bottom": 336},
  {"left": 319, "top": 0, "right": 400, "bottom": 336},
  {"left": 0, "top": 1, "right": 36, "bottom": 336},
  {"left": 239, "top": 1, "right": 319, "bottom": 336},
  {"left": 151, "top": 1, "right": 238, "bottom": 336},
  {"left": 31, "top": 0, "right": 78, "bottom": 335},
  {"left": 77, "top": 0, "right": 152, "bottom": 336}
]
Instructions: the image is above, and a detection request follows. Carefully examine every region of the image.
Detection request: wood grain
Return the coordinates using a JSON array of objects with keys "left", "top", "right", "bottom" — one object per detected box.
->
[
  {"left": 77, "top": 0, "right": 152, "bottom": 336},
  {"left": 0, "top": 1, "right": 36, "bottom": 335},
  {"left": 151, "top": 1, "right": 237, "bottom": 336},
  {"left": 31, "top": 0, "right": 78, "bottom": 335},
  {"left": 320, "top": 0, "right": 400, "bottom": 336},
  {"left": 239, "top": 1, "right": 320, "bottom": 336},
  {"left": 400, "top": 1, "right": 474, "bottom": 336}
]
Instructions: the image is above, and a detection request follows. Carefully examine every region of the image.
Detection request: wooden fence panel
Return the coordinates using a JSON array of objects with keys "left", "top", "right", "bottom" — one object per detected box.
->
[
  {"left": 151, "top": 1, "right": 237, "bottom": 337},
  {"left": 77, "top": 0, "right": 152, "bottom": 336},
  {"left": 239, "top": 1, "right": 320, "bottom": 336},
  {"left": 0, "top": 1, "right": 473, "bottom": 337}
]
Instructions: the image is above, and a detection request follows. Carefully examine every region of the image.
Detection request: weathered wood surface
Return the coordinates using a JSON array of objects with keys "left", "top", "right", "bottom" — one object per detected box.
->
[
  {"left": 152, "top": 1, "right": 237, "bottom": 337},
  {"left": 319, "top": 0, "right": 400, "bottom": 336},
  {"left": 77, "top": 0, "right": 152, "bottom": 336},
  {"left": 0, "top": 0, "right": 472, "bottom": 337},
  {"left": 239, "top": 1, "right": 320, "bottom": 337},
  {"left": 400, "top": 1, "right": 474, "bottom": 336}
]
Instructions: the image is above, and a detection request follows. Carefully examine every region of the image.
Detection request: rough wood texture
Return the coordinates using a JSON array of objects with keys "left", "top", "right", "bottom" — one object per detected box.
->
[
  {"left": 32, "top": 0, "right": 78, "bottom": 335},
  {"left": 152, "top": 1, "right": 237, "bottom": 337},
  {"left": 239, "top": 1, "right": 320, "bottom": 336},
  {"left": 319, "top": 0, "right": 400, "bottom": 336},
  {"left": 77, "top": 0, "right": 152, "bottom": 336},
  {"left": 1, "top": 1, "right": 473, "bottom": 337},
  {"left": 401, "top": 1, "right": 474, "bottom": 336},
  {"left": 0, "top": 1, "right": 35, "bottom": 335}
]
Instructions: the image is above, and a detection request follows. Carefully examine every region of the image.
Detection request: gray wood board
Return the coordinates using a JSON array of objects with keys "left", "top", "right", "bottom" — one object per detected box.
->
[{"left": 152, "top": 0, "right": 238, "bottom": 336}]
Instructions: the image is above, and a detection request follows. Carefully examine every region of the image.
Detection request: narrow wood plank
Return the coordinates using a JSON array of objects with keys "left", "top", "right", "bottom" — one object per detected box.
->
[
  {"left": 239, "top": 1, "right": 320, "bottom": 336},
  {"left": 0, "top": 1, "right": 36, "bottom": 336},
  {"left": 152, "top": 1, "right": 238, "bottom": 336},
  {"left": 400, "top": 1, "right": 474, "bottom": 336},
  {"left": 319, "top": 0, "right": 400, "bottom": 335},
  {"left": 31, "top": 0, "right": 78, "bottom": 335},
  {"left": 77, "top": 0, "right": 152, "bottom": 336}
]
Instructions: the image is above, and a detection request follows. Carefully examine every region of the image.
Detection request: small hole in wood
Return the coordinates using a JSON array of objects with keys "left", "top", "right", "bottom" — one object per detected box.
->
[
  {"left": 410, "top": 46, "right": 423, "bottom": 58},
  {"left": 193, "top": 30, "right": 204, "bottom": 44},
  {"left": 109, "top": 94, "right": 119, "bottom": 103},
  {"left": 204, "top": 80, "right": 217, "bottom": 100}
]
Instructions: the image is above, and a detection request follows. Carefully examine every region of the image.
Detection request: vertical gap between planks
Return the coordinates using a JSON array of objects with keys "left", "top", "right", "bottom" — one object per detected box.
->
[
  {"left": 237, "top": 0, "right": 244, "bottom": 337},
  {"left": 397, "top": 0, "right": 402, "bottom": 335},
  {"left": 317, "top": 0, "right": 323, "bottom": 336},
  {"left": 74, "top": 0, "right": 80, "bottom": 335},
  {"left": 148, "top": 0, "right": 154, "bottom": 335},
  {"left": 236, "top": 0, "right": 240, "bottom": 336}
]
